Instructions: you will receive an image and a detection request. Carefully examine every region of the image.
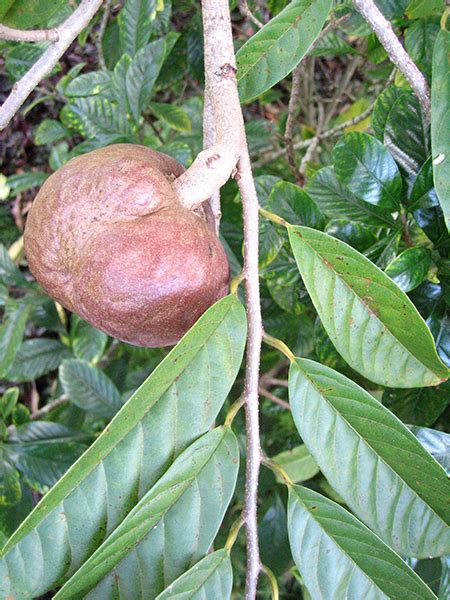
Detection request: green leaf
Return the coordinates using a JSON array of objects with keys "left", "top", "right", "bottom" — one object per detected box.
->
[
  {"left": 382, "top": 381, "right": 450, "bottom": 427},
  {"left": 6, "top": 338, "right": 70, "bottom": 383},
  {"left": 411, "top": 426, "right": 450, "bottom": 473},
  {"left": 156, "top": 549, "right": 233, "bottom": 600},
  {"left": 372, "top": 85, "right": 405, "bottom": 140},
  {"left": 272, "top": 444, "right": 319, "bottom": 483},
  {"left": 289, "top": 358, "right": 450, "bottom": 557},
  {"left": 2, "top": 0, "right": 66, "bottom": 28},
  {"left": 405, "top": 19, "right": 440, "bottom": 79},
  {"left": 55, "top": 427, "right": 238, "bottom": 599},
  {"left": 0, "top": 304, "right": 29, "bottom": 379},
  {"left": 0, "top": 296, "right": 246, "bottom": 599},
  {"left": 385, "top": 247, "right": 431, "bottom": 292},
  {"left": 59, "top": 359, "right": 122, "bottom": 418},
  {"left": 263, "top": 246, "right": 304, "bottom": 315},
  {"left": 5, "top": 44, "right": 60, "bottom": 81},
  {"left": 236, "top": 0, "right": 333, "bottom": 102},
  {"left": 288, "top": 485, "right": 438, "bottom": 600},
  {"left": 0, "top": 458, "right": 21, "bottom": 506},
  {"left": 6, "top": 172, "right": 48, "bottom": 197},
  {"left": 288, "top": 226, "right": 449, "bottom": 387},
  {"left": 61, "top": 96, "right": 137, "bottom": 143},
  {"left": 383, "top": 91, "right": 429, "bottom": 175},
  {"left": 119, "top": 0, "right": 156, "bottom": 57},
  {"left": 259, "top": 494, "right": 291, "bottom": 576},
  {"left": 0, "top": 244, "right": 25, "bottom": 286},
  {"left": 34, "top": 119, "right": 71, "bottom": 146},
  {"left": 325, "top": 220, "right": 377, "bottom": 253},
  {"left": 309, "top": 31, "right": 356, "bottom": 57},
  {"left": 5, "top": 422, "right": 86, "bottom": 493},
  {"left": 406, "top": 0, "right": 444, "bottom": 19},
  {"left": 307, "top": 166, "right": 397, "bottom": 227},
  {"left": 0, "top": 387, "right": 19, "bottom": 421},
  {"left": 49, "top": 141, "right": 69, "bottom": 171},
  {"left": 64, "top": 70, "right": 113, "bottom": 98},
  {"left": 125, "top": 38, "right": 166, "bottom": 122},
  {"left": 408, "top": 157, "right": 448, "bottom": 246},
  {"left": 70, "top": 315, "right": 108, "bottom": 363},
  {"left": 149, "top": 102, "right": 192, "bottom": 131},
  {"left": 268, "top": 181, "right": 325, "bottom": 229},
  {"left": 431, "top": 29, "right": 450, "bottom": 232},
  {"left": 332, "top": 132, "right": 402, "bottom": 209}
]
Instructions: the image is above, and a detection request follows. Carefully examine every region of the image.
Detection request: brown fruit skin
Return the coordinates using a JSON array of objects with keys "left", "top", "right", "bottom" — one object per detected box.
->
[{"left": 24, "top": 144, "right": 230, "bottom": 347}]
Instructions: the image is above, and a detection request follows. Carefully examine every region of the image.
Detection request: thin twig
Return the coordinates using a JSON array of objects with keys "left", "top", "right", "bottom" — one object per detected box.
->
[
  {"left": 97, "top": 0, "right": 112, "bottom": 70},
  {"left": 0, "top": 24, "right": 59, "bottom": 42},
  {"left": 238, "top": 0, "right": 264, "bottom": 29},
  {"left": 31, "top": 395, "right": 68, "bottom": 420},
  {"left": 254, "top": 102, "right": 376, "bottom": 168},
  {"left": 259, "top": 387, "right": 291, "bottom": 410},
  {"left": 284, "top": 64, "right": 302, "bottom": 183},
  {"left": 0, "top": 0, "right": 104, "bottom": 131},
  {"left": 238, "top": 149, "right": 263, "bottom": 599},
  {"left": 353, "top": 0, "right": 430, "bottom": 120}
]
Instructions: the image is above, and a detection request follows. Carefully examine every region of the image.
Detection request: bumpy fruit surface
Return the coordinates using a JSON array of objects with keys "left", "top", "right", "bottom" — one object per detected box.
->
[{"left": 24, "top": 144, "right": 230, "bottom": 347}]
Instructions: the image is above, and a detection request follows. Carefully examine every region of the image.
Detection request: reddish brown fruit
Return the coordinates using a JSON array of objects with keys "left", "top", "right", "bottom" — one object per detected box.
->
[{"left": 24, "top": 144, "right": 230, "bottom": 347}]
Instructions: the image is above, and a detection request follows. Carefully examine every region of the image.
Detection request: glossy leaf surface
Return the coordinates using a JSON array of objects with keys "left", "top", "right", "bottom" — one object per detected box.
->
[
  {"left": 431, "top": 29, "right": 450, "bottom": 231},
  {"left": 385, "top": 247, "right": 431, "bottom": 292},
  {"left": 333, "top": 132, "right": 402, "bottom": 209}
]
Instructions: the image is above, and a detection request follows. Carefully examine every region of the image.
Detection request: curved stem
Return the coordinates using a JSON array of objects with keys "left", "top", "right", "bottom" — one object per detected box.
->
[
  {"left": 353, "top": 0, "right": 430, "bottom": 120},
  {"left": 0, "top": 0, "right": 104, "bottom": 130}
]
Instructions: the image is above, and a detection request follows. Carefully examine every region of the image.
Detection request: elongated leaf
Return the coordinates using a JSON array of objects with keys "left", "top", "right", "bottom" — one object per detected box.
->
[
  {"left": 2, "top": 0, "right": 66, "bottom": 28},
  {"left": 149, "top": 101, "right": 192, "bottom": 131},
  {"left": 5, "top": 422, "right": 86, "bottom": 493},
  {"left": 236, "top": 0, "right": 332, "bottom": 102},
  {"left": 288, "top": 485, "right": 437, "bottom": 600},
  {"left": 411, "top": 426, "right": 450, "bottom": 473},
  {"left": 383, "top": 91, "right": 429, "bottom": 175},
  {"left": 34, "top": 119, "right": 71, "bottom": 146},
  {"left": 272, "top": 444, "right": 319, "bottom": 483},
  {"left": 385, "top": 247, "right": 431, "bottom": 292},
  {"left": 405, "top": 19, "right": 440, "bottom": 79},
  {"left": 0, "top": 296, "right": 246, "bottom": 599},
  {"left": 431, "top": 29, "right": 450, "bottom": 231},
  {"left": 60, "top": 96, "right": 137, "bottom": 143},
  {"left": 55, "top": 427, "right": 238, "bottom": 599},
  {"left": 288, "top": 226, "right": 449, "bottom": 386},
  {"left": 156, "top": 549, "right": 233, "bottom": 600},
  {"left": 119, "top": 0, "right": 156, "bottom": 57},
  {"left": 0, "top": 304, "right": 29, "bottom": 379},
  {"left": 289, "top": 358, "right": 450, "bottom": 557},
  {"left": 0, "top": 244, "right": 26, "bottom": 287},
  {"left": 71, "top": 316, "right": 108, "bottom": 363},
  {"left": 259, "top": 494, "right": 291, "bottom": 576},
  {"left": 406, "top": 0, "right": 444, "bottom": 19},
  {"left": 333, "top": 132, "right": 402, "bottom": 209},
  {"left": 383, "top": 381, "right": 450, "bottom": 427},
  {"left": 268, "top": 181, "right": 325, "bottom": 230},
  {"left": 59, "top": 359, "right": 122, "bottom": 418},
  {"left": 6, "top": 338, "right": 70, "bottom": 383},
  {"left": 126, "top": 38, "right": 166, "bottom": 122},
  {"left": 64, "top": 70, "right": 113, "bottom": 98},
  {"left": 307, "top": 166, "right": 397, "bottom": 227}
]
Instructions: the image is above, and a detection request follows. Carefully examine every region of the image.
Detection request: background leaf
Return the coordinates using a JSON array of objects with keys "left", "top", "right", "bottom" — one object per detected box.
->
[
  {"left": 385, "top": 247, "right": 431, "bottom": 292},
  {"left": 332, "top": 132, "right": 402, "bottom": 209},
  {"left": 431, "top": 29, "right": 450, "bottom": 231},
  {"left": 236, "top": 0, "right": 332, "bottom": 102}
]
